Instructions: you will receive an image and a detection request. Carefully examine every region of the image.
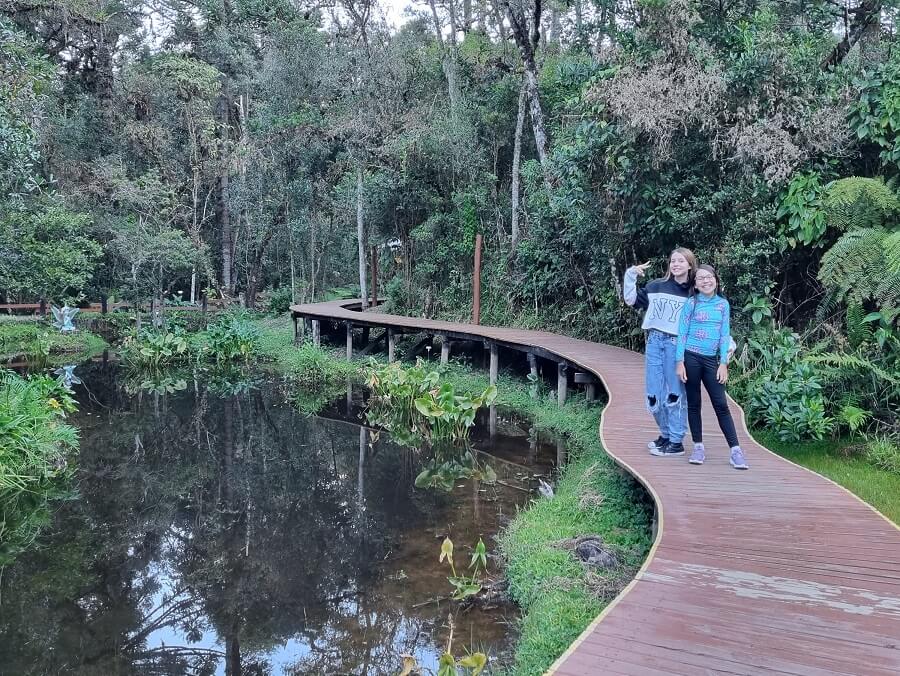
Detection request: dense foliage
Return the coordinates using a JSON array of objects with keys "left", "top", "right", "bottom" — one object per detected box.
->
[
  {"left": 0, "top": 369, "right": 78, "bottom": 564},
  {"left": 1, "top": 1, "right": 898, "bottom": 438}
]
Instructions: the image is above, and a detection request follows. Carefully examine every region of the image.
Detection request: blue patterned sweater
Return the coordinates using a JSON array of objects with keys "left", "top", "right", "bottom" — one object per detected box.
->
[{"left": 676, "top": 293, "right": 731, "bottom": 364}]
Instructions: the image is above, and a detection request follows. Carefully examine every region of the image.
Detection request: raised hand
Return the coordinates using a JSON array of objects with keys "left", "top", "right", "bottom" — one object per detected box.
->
[{"left": 632, "top": 261, "right": 652, "bottom": 277}]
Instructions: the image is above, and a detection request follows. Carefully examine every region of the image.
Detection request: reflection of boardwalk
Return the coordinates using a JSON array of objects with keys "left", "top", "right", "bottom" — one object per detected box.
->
[{"left": 291, "top": 300, "right": 900, "bottom": 675}]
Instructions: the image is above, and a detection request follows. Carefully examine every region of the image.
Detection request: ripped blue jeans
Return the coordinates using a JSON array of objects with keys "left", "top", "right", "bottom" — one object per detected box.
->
[{"left": 644, "top": 330, "right": 686, "bottom": 443}]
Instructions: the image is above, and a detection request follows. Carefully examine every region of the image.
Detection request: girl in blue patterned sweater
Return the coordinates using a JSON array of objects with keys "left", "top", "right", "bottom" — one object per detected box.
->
[{"left": 675, "top": 264, "right": 749, "bottom": 470}]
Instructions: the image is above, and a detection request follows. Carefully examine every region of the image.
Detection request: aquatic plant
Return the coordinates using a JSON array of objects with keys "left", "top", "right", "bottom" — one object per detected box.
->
[
  {"left": 121, "top": 328, "right": 191, "bottom": 371},
  {"left": 414, "top": 445, "right": 497, "bottom": 492},
  {"left": 366, "top": 359, "right": 497, "bottom": 444},
  {"left": 439, "top": 536, "right": 489, "bottom": 601},
  {"left": 400, "top": 612, "right": 488, "bottom": 675},
  {"left": 202, "top": 314, "right": 259, "bottom": 362}
]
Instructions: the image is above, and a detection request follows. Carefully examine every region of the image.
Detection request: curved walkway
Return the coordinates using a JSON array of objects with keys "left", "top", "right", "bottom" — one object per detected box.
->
[{"left": 291, "top": 301, "right": 900, "bottom": 675}]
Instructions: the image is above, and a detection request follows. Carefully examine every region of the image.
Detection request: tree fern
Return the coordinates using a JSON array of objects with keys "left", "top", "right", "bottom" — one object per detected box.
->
[
  {"left": 823, "top": 177, "right": 900, "bottom": 232},
  {"left": 818, "top": 227, "right": 900, "bottom": 310}
]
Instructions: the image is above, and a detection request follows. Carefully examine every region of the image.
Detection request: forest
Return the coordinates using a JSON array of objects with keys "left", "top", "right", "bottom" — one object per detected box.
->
[
  {"left": 2, "top": 0, "right": 899, "bottom": 444},
  {"left": 2, "top": 1, "right": 900, "bottom": 673}
]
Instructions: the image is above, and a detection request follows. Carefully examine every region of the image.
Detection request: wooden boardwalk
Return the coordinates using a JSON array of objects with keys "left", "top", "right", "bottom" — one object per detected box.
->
[{"left": 291, "top": 301, "right": 900, "bottom": 675}]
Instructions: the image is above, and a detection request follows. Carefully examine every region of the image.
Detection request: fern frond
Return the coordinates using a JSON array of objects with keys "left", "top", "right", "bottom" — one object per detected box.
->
[
  {"left": 818, "top": 227, "right": 900, "bottom": 309},
  {"left": 804, "top": 352, "right": 900, "bottom": 385},
  {"left": 823, "top": 177, "right": 900, "bottom": 232},
  {"left": 846, "top": 302, "right": 871, "bottom": 348}
]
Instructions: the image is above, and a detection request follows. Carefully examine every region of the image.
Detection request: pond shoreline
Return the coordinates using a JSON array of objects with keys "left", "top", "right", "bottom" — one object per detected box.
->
[{"left": 253, "top": 315, "right": 655, "bottom": 675}]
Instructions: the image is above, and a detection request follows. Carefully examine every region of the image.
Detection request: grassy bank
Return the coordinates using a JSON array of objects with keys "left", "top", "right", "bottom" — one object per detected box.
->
[
  {"left": 0, "top": 318, "right": 107, "bottom": 363},
  {"left": 429, "top": 367, "right": 653, "bottom": 675},
  {"left": 755, "top": 432, "right": 900, "bottom": 525},
  {"left": 251, "top": 315, "right": 653, "bottom": 674}
]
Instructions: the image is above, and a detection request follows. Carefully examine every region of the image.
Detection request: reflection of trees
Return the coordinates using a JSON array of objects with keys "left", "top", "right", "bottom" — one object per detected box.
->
[{"left": 0, "top": 362, "right": 499, "bottom": 675}]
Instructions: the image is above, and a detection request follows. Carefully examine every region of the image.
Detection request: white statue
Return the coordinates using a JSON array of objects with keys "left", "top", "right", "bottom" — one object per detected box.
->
[
  {"left": 54, "top": 365, "right": 82, "bottom": 389},
  {"left": 51, "top": 305, "right": 79, "bottom": 333}
]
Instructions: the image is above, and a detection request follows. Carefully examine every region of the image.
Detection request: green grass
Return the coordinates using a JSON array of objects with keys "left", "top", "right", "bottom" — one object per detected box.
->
[
  {"left": 755, "top": 431, "right": 900, "bottom": 525},
  {"left": 0, "top": 318, "right": 107, "bottom": 363},
  {"left": 435, "top": 366, "right": 652, "bottom": 675}
]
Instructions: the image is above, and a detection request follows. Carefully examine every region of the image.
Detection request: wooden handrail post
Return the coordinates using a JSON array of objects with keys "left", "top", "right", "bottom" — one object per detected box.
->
[
  {"left": 472, "top": 233, "right": 482, "bottom": 324},
  {"left": 370, "top": 246, "right": 378, "bottom": 308},
  {"left": 346, "top": 322, "right": 353, "bottom": 359}
]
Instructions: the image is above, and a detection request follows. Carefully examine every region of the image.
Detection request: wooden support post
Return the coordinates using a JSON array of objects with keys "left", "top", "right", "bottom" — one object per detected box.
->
[
  {"left": 528, "top": 353, "right": 538, "bottom": 399},
  {"left": 574, "top": 372, "right": 597, "bottom": 404},
  {"left": 370, "top": 246, "right": 378, "bottom": 308},
  {"left": 201, "top": 293, "right": 208, "bottom": 328},
  {"left": 293, "top": 315, "right": 300, "bottom": 346},
  {"left": 101, "top": 295, "right": 108, "bottom": 314},
  {"left": 472, "top": 233, "right": 482, "bottom": 324},
  {"left": 489, "top": 343, "right": 499, "bottom": 385},
  {"left": 557, "top": 435, "right": 567, "bottom": 466},
  {"left": 312, "top": 319, "right": 321, "bottom": 347},
  {"left": 557, "top": 362, "right": 568, "bottom": 407},
  {"left": 388, "top": 328, "right": 396, "bottom": 362},
  {"left": 39, "top": 298, "right": 46, "bottom": 317},
  {"left": 489, "top": 404, "right": 497, "bottom": 439},
  {"left": 440, "top": 339, "right": 450, "bottom": 365},
  {"left": 304, "top": 317, "right": 311, "bottom": 336},
  {"left": 346, "top": 322, "right": 353, "bottom": 359}
]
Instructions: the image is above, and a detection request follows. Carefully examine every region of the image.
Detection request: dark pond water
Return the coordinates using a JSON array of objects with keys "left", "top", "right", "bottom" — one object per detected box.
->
[{"left": 0, "top": 361, "right": 560, "bottom": 675}]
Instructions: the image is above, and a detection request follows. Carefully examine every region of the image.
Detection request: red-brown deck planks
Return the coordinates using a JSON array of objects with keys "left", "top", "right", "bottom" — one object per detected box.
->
[{"left": 291, "top": 301, "right": 900, "bottom": 675}]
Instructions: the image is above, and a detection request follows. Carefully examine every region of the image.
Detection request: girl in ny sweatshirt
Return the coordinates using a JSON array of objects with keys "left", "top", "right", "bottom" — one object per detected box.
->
[{"left": 623, "top": 247, "right": 697, "bottom": 457}]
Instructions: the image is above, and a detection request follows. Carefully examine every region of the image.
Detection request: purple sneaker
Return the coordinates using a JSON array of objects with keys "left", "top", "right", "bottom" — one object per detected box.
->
[
  {"left": 689, "top": 444, "right": 705, "bottom": 465},
  {"left": 730, "top": 447, "right": 749, "bottom": 470}
]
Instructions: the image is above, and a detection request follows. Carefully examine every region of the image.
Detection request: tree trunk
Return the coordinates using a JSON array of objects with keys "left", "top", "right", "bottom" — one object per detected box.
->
[
  {"left": 357, "top": 164, "right": 369, "bottom": 309},
  {"left": 821, "top": 1, "right": 883, "bottom": 70},
  {"left": 500, "top": 0, "right": 551, "bottom": 176},
  {"left": 218, "top": 170, "right": 233, "bottom": 294},
  {"left": 523, "top": 65, "right": 550, "bottom": 170},
  {"left": 511, "top": 80, "right": 527, "bottom": 250},
  {"left": 245, "top": 226, "right": 274, "bottom": 310},
  {"left": 309, "top": 218, "right": 317, "bottom": 301}
]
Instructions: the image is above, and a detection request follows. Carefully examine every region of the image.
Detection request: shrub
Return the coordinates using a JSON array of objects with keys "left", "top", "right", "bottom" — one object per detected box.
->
[
  {"left": 267, "top": 287, "right": 294, "bottom": 315},
  {"left": 866, "top": 438, "right": 900, "bottom": 476},
  {"left": 734, "top": 329, "right": 834, "bottom": 441},
  {"left": 0, "top": 369, "right": 78, "bottom": 492}
]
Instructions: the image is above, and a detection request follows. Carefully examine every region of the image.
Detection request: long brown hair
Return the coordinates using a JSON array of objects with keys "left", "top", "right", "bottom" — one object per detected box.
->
[{"left": 662, "top": 247, "right": 698, "bottom": 282}]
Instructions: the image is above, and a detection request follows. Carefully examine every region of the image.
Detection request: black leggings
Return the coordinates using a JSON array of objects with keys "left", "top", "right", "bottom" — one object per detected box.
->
[{"left": 684, "top": 351, "right": 739, "bottom": 448}]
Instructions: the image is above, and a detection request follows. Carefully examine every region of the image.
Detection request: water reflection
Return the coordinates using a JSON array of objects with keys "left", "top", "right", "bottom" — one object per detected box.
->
[{"left": 0, "top": 363, "right": 558, "bottom": 675}]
